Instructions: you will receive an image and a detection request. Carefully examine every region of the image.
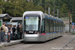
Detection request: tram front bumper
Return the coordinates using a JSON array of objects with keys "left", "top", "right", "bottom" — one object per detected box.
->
[{"left": 23, "top": 34, "right": 39, "bottom": 42}]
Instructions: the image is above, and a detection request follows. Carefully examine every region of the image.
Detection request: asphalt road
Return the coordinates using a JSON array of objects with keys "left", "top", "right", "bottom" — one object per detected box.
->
[{"left": 0, "top": 35, "right": 75, "bottom": 50}]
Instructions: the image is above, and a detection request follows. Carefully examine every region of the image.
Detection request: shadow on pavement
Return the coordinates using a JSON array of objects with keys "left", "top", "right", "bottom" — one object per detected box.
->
[{"left": 22, "top": 36, "right": 62, "bottom": 44}]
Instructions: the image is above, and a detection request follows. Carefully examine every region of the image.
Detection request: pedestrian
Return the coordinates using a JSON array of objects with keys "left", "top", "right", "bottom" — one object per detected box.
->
[
  {"left": 17, "top": 25, "right": 20, "bottom": 39},
  {"left": 10, "top": 25, "right": 13, "bottom": 40},
  {"left": 5, "top": 25, "right": 8, "bottom": 42},
  {"left": 8, "top": 25, "right": 11, "bottom": 33},
  {"left": 1, "top": 23, "right": 6, "bottom": 42},
  {"left": 0, "top": 27, "right": 1, "bottom": 43},
  {"left": 7, "top": 25, "right": 11, "bottom": 42},
  {"left": 18, "top": 23, "right": 21, "bottom": 39},
  {"left": 19, "top": 25, "right": 22, "bottom": 39},
  {"left": 12, "top": 25, "right": 16, "bottom": 40},
  {"left": 14, "top": 25, "right": 17, "bottom": 39}
]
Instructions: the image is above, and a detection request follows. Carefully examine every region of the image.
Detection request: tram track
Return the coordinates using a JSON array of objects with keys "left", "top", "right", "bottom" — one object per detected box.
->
[{"left": 60, "top": 37, "right": 75, "bottom": 50}]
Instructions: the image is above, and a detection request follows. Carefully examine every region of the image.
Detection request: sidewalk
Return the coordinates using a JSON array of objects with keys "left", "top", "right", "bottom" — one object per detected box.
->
[
  {"left": 64, "top": 32, "right": 72, "bottom": 35},
  {"left": 0, "top": 39, "right": 23, "bottom": 47}
]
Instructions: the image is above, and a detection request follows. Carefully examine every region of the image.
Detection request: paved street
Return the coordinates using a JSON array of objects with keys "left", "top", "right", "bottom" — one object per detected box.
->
[
  {"left": 62, "top": 37, "right": 75, "bottom": 50},
  {"left": 0, "top": 35, "right": 75, "bottom": 50}
]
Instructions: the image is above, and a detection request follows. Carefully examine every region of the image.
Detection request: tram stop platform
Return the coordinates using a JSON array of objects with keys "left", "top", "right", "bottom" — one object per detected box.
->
[{"left": 0, "top": 39, "right": 23, "bottom": 47}]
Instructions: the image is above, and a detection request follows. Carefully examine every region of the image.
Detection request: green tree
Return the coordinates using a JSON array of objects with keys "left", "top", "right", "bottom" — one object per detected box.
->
[
  {"left": 60, "top": 4, "right": 69, "bottom": 17},
  {"left": 45, "top": 0, "right": 54, "bottom": 13},
  {"left": 0, "top": 2, "right": 1, "bottom": 13},
  {"left": 0, "top": 0, "right": 3, "bottom": 14},
  {"left": 35, "top": 6, "right": 44, "bottom": 11},
  {"left": 1, "top": 0, "right": 72, "bottom": 17},
  {"left": 72, "top": 0, "right": 75, "bottom": 23},
  {"left": 3, "top": 1, "right": 24, "bottom": 17},
  {"left": 24, "top": 2, "right": 35, "bottom": 11},
  {"left": 42, "top": 0, "right": 45, "bottom": 8},
  {"left": 33, "top": 0, "right": 40, "bottom": 5},
  {"left": 2, "top": 0, "right": 44, "bottom": 17}
]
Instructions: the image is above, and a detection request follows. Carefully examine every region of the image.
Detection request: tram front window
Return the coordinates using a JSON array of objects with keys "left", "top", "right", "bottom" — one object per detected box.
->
[{"left": 24, "top": 17, "right": 39, "bottom": 31}]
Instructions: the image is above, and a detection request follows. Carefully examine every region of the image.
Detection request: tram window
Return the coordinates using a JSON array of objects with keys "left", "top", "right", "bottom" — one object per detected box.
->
[
  {"left": 52, "top": 20, "right": 54, "bottom": 32},
  {"left": 54, "top": 20, "right": 55, "bottom": 32},
  {"left": 62, "top": 22, "right": 64, "bottom": 31},
  {"left": 55, "top": 20, "right": 56, "bottom": 32},
  {"left": 53, "top": 20, "right": 55, "bottom": 32},
  {"left": 60, "top": 22, "right": 61, "bottom": 31},
  {"left": 57, "top": 21, "right": 58, "bottom": 32},
  {"left": 49, "top": 20, "right": 51, "bottom": 33},
  {"left": 45, "top": 19, "right": 49, "bottom": 33},
  {"left": 58, "top": 21, "right": 60, "bottom": 32},
  {"left": 50, "top": 20, "right": 52, "bottom": 32},
  {"left": 57, "top": 21, "right": 59, "bottom": 32},
  {"left": 56, "top": 21, "right": 57, "bottom": 32},
  {"left": 59, "top": 22, "right": 60, "bottom": 31},
  {"left": 24, "top": 19, "right": 26, "bottom": 31},
  {"left": 41, "top": 19, "right": 45, "bottom": 33},
  {"left": 61, "top": 22, "right": 62, "bottom": 31},
  {"left": 62, "top": 22, "right": 63, "bottom": 31}
]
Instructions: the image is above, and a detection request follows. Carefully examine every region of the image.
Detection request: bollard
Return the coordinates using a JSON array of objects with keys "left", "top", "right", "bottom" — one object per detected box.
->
[{"left": 7, "top": 33, "right": 10, "bottom": 42}]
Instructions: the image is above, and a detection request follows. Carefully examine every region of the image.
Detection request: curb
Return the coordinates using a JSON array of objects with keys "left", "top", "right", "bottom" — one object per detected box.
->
[{"left": 0, "top": 39, "right": 23, "bottom": 47}]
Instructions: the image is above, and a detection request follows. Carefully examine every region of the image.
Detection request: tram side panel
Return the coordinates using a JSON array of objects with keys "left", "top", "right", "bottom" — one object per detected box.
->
[
  {"left": 50, "top": 20, "right": 54, "bottom": 39},
  {"left": 39, "top": 19, "right": 46, "bottom": 42},
  {"left": 49, "top": 20, "right": 53, "bottom": 39},
  {"left": 45, "top": 19, "right": 50, "bottom": 40},
  {"left": 58, "top": 22, "right": 60, "bottom": 36},
  {"left": 41, "top": 17, "right": 64, "bottom": 42}
]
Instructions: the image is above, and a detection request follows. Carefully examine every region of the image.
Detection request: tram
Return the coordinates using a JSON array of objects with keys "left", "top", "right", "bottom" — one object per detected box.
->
[{"left": 22, "top": 11, "right": 64, "bottom": 42}]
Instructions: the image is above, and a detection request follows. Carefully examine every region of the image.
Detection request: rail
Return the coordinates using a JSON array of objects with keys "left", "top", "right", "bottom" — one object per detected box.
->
[{"left": 60, "top": 37, "right": 75, "bottom": 50}]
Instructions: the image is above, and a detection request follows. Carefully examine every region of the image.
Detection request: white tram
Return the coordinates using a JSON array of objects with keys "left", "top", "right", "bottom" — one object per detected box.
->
[{"left": 22, "top": 11, "right": 64, "bottom": 42}]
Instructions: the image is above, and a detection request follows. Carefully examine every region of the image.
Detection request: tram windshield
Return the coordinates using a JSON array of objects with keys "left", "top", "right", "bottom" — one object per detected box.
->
[{"left": 24, "top": 16, "right": 40, "bottom": 31}]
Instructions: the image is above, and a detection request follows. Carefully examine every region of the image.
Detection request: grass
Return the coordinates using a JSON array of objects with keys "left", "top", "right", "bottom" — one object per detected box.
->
[{"left": 0, "top": 46, "right": 2, "bottom": 48}]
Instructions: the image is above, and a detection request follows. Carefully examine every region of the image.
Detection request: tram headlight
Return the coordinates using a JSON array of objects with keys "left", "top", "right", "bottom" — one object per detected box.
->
[{"left": 36, "top": 32, "right": 39, "bottom": 34}]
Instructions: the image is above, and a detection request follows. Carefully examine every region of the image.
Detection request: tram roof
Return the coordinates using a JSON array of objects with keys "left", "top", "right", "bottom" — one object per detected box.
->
[
  {"left": 44, "top": 13, "right": 63, "bottom": 22},
  {"left": 23, "top": 11, "right": 44, "bottom": 16},
  {"left": 23, "top": 11, "right": 45, "bottom": 18}
]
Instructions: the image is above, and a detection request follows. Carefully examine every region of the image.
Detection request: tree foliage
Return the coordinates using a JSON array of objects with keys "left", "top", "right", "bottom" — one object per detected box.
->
[
  {"left": 44, "top": 0, "right": 72, "bottom": 17},
  {"left": 0, "top": 0, "right": 72, "bottom": 17},
  {"left": 72, "top": 0, "right": 75, "bottom": 23},
  {"left": 2, "top": 0, "right": 44, "bottom": 17},
  {"left": 0, "top": 2, "right": 1, "bottom": 14},
  {"left": 60, "top": 4, "right": 69, "bottom": 17}
]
